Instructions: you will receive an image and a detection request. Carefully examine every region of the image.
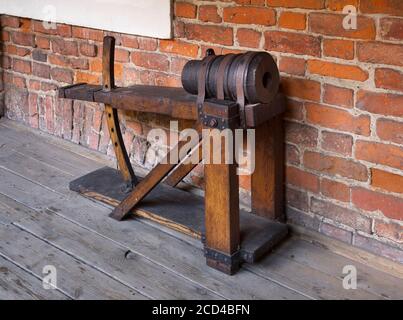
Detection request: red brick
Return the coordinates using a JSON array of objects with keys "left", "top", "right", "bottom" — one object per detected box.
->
[
  {"left": 377, "top": 119, "right": 403, "bottom": 145},
  {"left": 356, "top": 140, "right": 403, "bottom": 170},
  {"left": 267, "top": 0, "right": 325, "bottom": 9},
  {"left": 352, "top": 187, "right": 403, "bottom": 221},
  {"left": 323, "top": 39, "right": 354, "bottom": 60},
  {"left": 171, "top": 57, "right": 189, "bottom": 75},
  {"left": 286, "top": 166, "right": 319, "bottom": 192},
  {"left": 111, "top": 48, "right": 129, "bottom": 63},
  {"left": 279, "top": 12, "right": 306, "bottom": 30},
  {"left": 281, "top": 77, "right": 321, "bottom": 101},
  {"left": 234, "top": 0, "right": 266, "bottom": 5},
  {"left": 375, "top": 220, "right": 402, "bottom": 243},
  {"left": 285, "top": 121, "right": 318, "bottom": 148},
  {"left": 154, "top": 73, "right": 181, "bottom": 87},
  {"left": 286, "top": 187, "right": 309, "bottom": 212},
  {"left": 306, "top": 103, "right": 370, "bottom": 136},
  {"left": 13, "top": 59, "right": 31, "bottom": 74},
  {"left": 5, "top": 44, "right": 31, "bottom": 57},
  {"left": 286, "top": 144, "right": 300, "bottom": 165},
  {"left": 311, "top": 197, "right": 372, "bottom": 232},
  {"left": 184, "top": 24, "right": 233, "bottom": 46},
  {"left": 323, "top": 84, "right": 353, "bottom": 108},
  {"left": 1, "top": 16, "right": 21, "bottom": 28},
  {"left": 309, "top": 13, "right": 376, "bottom": 40},
  {"left": 322, "top": 131, "right": 353, "bottom": 156},
  {"left": 121, "top": 35, "right": 139, "bottom": 49},
  {"left": 372, "top": 168, "right": 403, "bottom": 194},
  {"left": 287, "top": 207, "right": 321, "bottom": 231},
  {"left": 357, "top": 42, "right": 403, "bottom": 67},
  {"left": 356, "top": 90, "right": 403, "bottom": 117},
  {"left": 29, "top": 80, "right": 41, "bottom": 91},
  {"left": 72, "top": 26, "right": 103, "bottom": 42},
  {"left": 79, "top": 43, "right": 97, "bottom": 57},
  {"left": 159, "top": 40, "right": 199, "bottom": 58},
  {"left": 13, "top": 75, "right": 26, "bottom": 89},
  {"left": 199, "top": 5, "right": 222, "bottom": 23},
  {"left": 223, "top": 7, "right": 276, "bottom": 25},
  {"left": 32, "top": 62, "right": 50, "bottom": 79},
  {"left": 375, "top": 68, "right": 403, "bottom": 93},
  {"left": 11, "top": 31, "right": 35, "bottom": 47},
  {"left": 236, "top": 29, "right": 261, "bottom": 48},
  {"left": 380, "top": 18, "right": 403, "bottom": 41},
  {"left": 32, "top": 21, "right": 71, "bottom": 37},
  {"left": 304, "top": 151, "right": 368, "bottom": 181},
  {"left": 308, "top": 60, "right": 368, "bottom": 81},
  {"left": 360, "top": 0, "right": 403, "bottom": 16},
  {"left": 137, "top": 37, "right": 158, "bottom": 51},
  {"left": 76, "top": 71, "right": 101, "bottom": 85},
  {"left": 52, "top": 39, "right": 79, "bottom": 56},
  {"left": 320, "top": 223, "right": 353, "bottom": 243},
  {"left": 327, "top": 0, "right": 359, "bottom": 10},
  {"left": 264, "top": 31, "right": 321, "bottom": 56},
  {"left": 1, "top": 30, "right": 10, "bottom": 42},
  {"left": 51, "top": 67, "right": 73, "bottom": 84},
  {"left": 279, "top": 57, "right": 305, "bottom": 76},
  {"left": 175, "top": 2, "right": 197, "bottom": 19},
  {"left": 321, "top": 178, "right": 350, "bottom": 202},
  {"left": 131, "top": 52, "right": 169, "bottom": 72},
  {"left": 36, "top": 36, "right": 50, "bottom": 50},
  {"left": 355, "top": 234, "right": 402, "bottom": 263},
  {"left": 284, "top": 99, "right": 304, "bottom": 120}
]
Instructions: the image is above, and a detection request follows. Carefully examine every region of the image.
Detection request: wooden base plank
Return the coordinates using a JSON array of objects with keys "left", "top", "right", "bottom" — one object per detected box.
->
[{"left": 69, "top": 166, "right": 288, "bottom": 264}]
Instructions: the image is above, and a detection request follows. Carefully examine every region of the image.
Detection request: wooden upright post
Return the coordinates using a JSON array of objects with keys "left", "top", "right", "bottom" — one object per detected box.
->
[
  {"left": 251, "top": 113, "right": 284, "bottom": 221},
  {"left": 204, "top": 128, "right": 241, "bottom": 274}
]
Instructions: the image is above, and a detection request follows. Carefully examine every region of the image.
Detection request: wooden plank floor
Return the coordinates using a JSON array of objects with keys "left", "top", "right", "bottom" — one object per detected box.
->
[{"left": 0, "top": 118, "right": 402, "bottom": 300}]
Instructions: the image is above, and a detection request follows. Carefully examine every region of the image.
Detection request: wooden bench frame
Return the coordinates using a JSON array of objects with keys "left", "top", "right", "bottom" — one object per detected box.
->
[{"left": 60, "top": 36, "right": 287, "bottom": 275}]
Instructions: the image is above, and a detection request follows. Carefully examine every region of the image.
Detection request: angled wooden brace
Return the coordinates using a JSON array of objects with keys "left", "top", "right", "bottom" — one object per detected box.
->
[{"left": 102, "top": 36, "right": 137, "bottom": 190}]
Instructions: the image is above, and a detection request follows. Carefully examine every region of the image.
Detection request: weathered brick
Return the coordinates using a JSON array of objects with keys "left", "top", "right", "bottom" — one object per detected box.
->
[
  {"left": 287, "top": 207, "right": 321, "bottom": 231},
  {"left": 285, "top": 121, "right": 318, "bottom": 148},
  {"left": 13, "top": 59, "right": 31, "bottom": 74},
  {"left": 121, "top": 35, "right": 139, "bottom": 49},
  {"left": 304, "top": 151, "right": 368, "bottom": 181},
  {"left": 286, "top": 166, "right": 320, "bottom": 192},
  {"left": 52, "top": 39, "right": 79, "bottom": 56},
  {"left": 199, "top": 5, "right": 222, "bottom": 23},
  {"left": 264, "top": 31, "right": 321, "bottom": 56},
  {"left": 36, "top": 36, "right": 50, "bottom": 50},
  {"left": 360, "top": 0, "right": 403, "bottom": 16},
  {"left": 284, "top": 99, "right": 303, "bottom": 120},
  {"left": 356, "top": 90, "right": 403, "bottom": 117},
  {"left": 11, "top": 31, "right": 35, "bottom": 47},
  {"left": 76, "top": 71, "right": 101, "bottom": 85},
  {"left": 321, "top": 178, "right": 350, "bottom": 202},
  {"left": 137, "top": 37, "right": 158, "bottom": 51},
  {"left": 306, "top": 103, "right": 370, "bottom": 136},
  {"left": 376, "top": 118, "right": 403, "bottom": 145},
  {"left": 51, "top": 67, "right": 73, "bottom": 84},
  {"left": 380, "top": 18, "right": 403, "bottom": 41},
  {"left": 281, "top": 77, "right": 321, "bottom": 101},
  {"left": 32, "top": 49, "right": 47, "bottom": 62},
  {"left": 320, "top": 223, "right": 353, "bottom": 243},
  {"left": 375, "top": 68, "right": 403, "bottom": 92},
  {"left": 352, "top": 187, "right": 403, "bottom": 221},
  {"left": 372, "top": 168, "right": 403, "bottom": 194},
  {"left": 322, "top": 131, "right": 353, "bottom": 156},
  {"left": 79, "top": 43, "right": 97, "bottom": 57},
  {"left": 184, "top": 24, "right": 233, "bottom": 46},
  {"left": 279, "top": 57, "right": 305, "bottom": 76},
  {"left": 32, "top": 21, "right": 72, "bottom": 37},
  {"left": 286, "top": 144, "right": 300, "bottom": 165},
  {"left": 131, "top": 52, "right": 169, "bottom": 72},
  {"left": 159, "top": 40, "right": 199, "bottom": 58},
  {"left": 236, "top": 29, "right": 261, "bottom": 48},
  {"left": 1, "top": 16, "right": 21, "bottom": 28},
  {"left": 323, "top": 84, "right": 353, "bottom": 108},
  {"left": 357, "top": 42, "right": 403, "bottom": 67},
  {"left": 356, "top": 140, "right": 403, "bottom": 170},
  {"left": 175, "top": 2, "right": 197, "bottom": 19},
  {"left": 309, "top": 13, "right": 376, "bottom": 40},
  {"left": 323, "top": 39, "right": 354, "bottom": 60},
  {"left": 327, "top": 0, "right": 359, "bottom": 10},
  {"left": 32, "top": 62, "right": 50, "bottom": 79},
  {"left": 6, "top": 44, "right": 31, "bottom": 57},
  {"left": 375, "top": 220, "right": 402, "bottom": 243},
  {"left": 72, "top": 26, "right": 103, "bottom": 42},
  {"left": 286, "top": 187, "right": 309, "bottom": 212},
  {"left": 311, "top": 197, "right": 372, "bottom": 232},
  {"left": 223, "top": 7, "right": 276, "bottom": 25},
  {"left": 308, "top": 60, "right": 368, "bottom": 81},
  {"left": 279, "top": 12, "right": 306, "bottom": 30},
  {"left": 267, "top": 0, "right": 325, "bottom": 9}
]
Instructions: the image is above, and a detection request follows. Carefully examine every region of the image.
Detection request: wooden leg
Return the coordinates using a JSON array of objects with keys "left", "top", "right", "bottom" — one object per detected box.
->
[
  {"left": 164, "top": 142, "right": 202, "bottom": 187},
  {"left": 110, "top": 124, "right": 202, "bottom": 220},
  {"left": 204, "top": 128, "right": 240, "bottom": 274},
  {"left": 251, "top": 115, "right": 284, "bottom": 221}
]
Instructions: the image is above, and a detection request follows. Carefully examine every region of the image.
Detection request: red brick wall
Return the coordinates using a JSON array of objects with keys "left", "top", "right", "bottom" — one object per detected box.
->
[{"left": 1, "top": 0, "right": 402, "bottom": 263}]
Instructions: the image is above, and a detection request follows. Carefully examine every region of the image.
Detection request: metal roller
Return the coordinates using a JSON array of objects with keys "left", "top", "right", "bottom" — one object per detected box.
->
[{"left": 181, "top": 51, "right": 280, "bottom": 104}]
